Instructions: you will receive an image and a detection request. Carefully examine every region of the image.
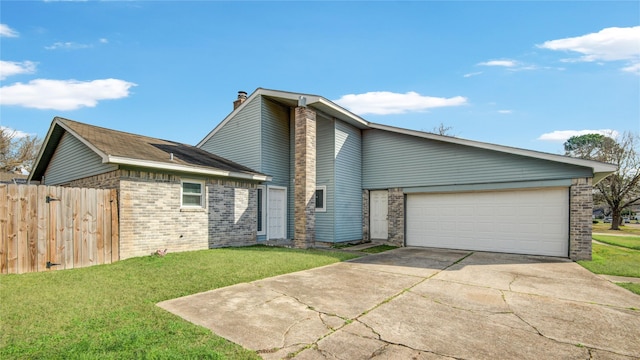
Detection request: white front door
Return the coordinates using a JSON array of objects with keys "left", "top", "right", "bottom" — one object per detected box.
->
[
  {"left": 267, "top": 187, "right": 286, "bottom": 239},
  {"left": 370, "top": 190, "right": 388, "bottom": 240}
]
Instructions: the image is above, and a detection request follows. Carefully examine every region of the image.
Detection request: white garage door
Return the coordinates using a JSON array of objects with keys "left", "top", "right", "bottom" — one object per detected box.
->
[{"left": 406, "top": 188, "right": 569, "bottom": 257}]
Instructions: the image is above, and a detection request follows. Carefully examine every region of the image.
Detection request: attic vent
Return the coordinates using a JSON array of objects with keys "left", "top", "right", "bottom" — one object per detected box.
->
[{"left": 170, "top": 153, "right": 174, "bottom": 161}]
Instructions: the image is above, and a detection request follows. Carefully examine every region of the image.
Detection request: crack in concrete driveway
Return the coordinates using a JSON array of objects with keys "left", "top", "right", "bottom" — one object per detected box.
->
[{"left": 157, "top": 248, "right": 640, "bottom": 359}]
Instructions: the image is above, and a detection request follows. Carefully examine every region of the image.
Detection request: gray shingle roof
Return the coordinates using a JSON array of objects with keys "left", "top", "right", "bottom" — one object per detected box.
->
[{"left": 30, "top": 117, "right": 268, "bottom": 182}]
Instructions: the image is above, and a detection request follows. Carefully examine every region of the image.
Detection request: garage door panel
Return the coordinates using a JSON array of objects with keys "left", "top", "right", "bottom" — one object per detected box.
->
[{"left": 406, "top": 188, "right": 569, "bottom": 257}]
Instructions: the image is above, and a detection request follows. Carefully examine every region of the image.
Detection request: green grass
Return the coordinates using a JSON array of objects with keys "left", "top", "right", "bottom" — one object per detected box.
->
[
  {"left": 593, "top": 234, "right": 640, "bottom": 250},
  {"left": 592, "top": 222, "right": 640, "bottom": 235},
  {"left": 618, "top": 283, "right": 640, "bottom": 296},
  {"left": 0, "top": 246, "right": 359, "bottom": 359},
  {"left": 360, "top": 245, "right": 399, "bottom": 254},
  {"left": 578, "top": 243, "right": 640, "bottom": 278}
]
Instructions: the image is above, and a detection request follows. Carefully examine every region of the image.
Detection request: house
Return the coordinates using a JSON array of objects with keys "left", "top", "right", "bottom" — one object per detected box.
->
[
  {"left": 0, "top": 171, "right": 28, "bottom": 184},
  {"left": 30, "top": 88, "right": 616, "bottom": 261},
  {"left": 29, "top": 118, "right": 270, "bottom": 259},
  {"left": 197, "top": 89, "right": 615, "bottom": 260}
]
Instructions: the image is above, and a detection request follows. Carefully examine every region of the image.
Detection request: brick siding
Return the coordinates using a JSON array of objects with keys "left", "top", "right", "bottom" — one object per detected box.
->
[
  {"left": 569, "top": 177, "right": 593, "bottom": 260},
  {"left": 362, "top": 189, "right": 370, "bottom": 242},
  {"left": 66, "top": 170, "right": 121, "bottom": 189},
  {"left": 387, "top": 188, "right": 405, "bottom": 246},
  {"left": 294, "top": 106, "right": 316, "bottom": 248},
  {"left": 118, "top": 177, "right": 208, "bottom": 259},
  {"left": 208, "top": 179, "right": 258, "bottom": 247},
  {"left": 65, "top": 169, "right": 259, "bottom": 259}
]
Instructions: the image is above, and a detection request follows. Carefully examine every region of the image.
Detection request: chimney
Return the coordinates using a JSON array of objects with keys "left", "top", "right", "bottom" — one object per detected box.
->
[{"left": 233, "top": 91, "right": 248, "bottom": 110}]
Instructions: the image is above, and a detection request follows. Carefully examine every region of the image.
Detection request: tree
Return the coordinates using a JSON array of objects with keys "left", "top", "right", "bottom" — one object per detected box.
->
[
  {"left": 564, "top": 133, "right": 616, "bottom": 158},
  {"left": 432, "top": 123, "right": 455, "bottom": 136},
  {"left": 564, "top": 132, "right": 640, "bottom": 230},
  {"left": 0, "top": 128, "right": 41, "bottom": 173}
]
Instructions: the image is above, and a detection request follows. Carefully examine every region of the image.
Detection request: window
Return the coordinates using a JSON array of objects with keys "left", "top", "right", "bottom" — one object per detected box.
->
[
  {"left": 257, "top": 185, "right": 266, "bottom": 235},
  {"left": 181, "top": 180, "right": 204, "bottom": 208},
  {"left": 315, "top": 186, "right": 326, "bottom": 212}
]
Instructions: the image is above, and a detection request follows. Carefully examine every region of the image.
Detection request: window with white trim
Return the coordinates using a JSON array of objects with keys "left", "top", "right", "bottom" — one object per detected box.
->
[
  {"left": 181, "top": 180, "right": 205, "bottom": 208},
  {"left": 315, "top": 186, "right": 326, "bottom": 212},
  {"left": 257, "top": 185, "right": 266, "bottom": 235}
]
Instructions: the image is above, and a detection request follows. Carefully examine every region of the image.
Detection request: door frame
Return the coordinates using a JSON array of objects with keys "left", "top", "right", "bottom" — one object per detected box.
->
[{"left": 266, "top": 185, "right": 287, "bottom": 240}]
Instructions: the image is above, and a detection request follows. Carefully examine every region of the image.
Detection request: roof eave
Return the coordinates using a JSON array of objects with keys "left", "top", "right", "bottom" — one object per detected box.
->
[
  {"left": 28, "top": 119, "right": 59, "bottom": 182},
  {"left": 369, "top": 122, "right": 618, "bottom": 178},
  {"left": 29, "top": 117, "right": 109, "bottom": 182},
  {"left": 197, "top": 88, "right": 372, "bottom": 148},
  {"left": 106, "top": 156, "right": 271, "bottom": 182}
]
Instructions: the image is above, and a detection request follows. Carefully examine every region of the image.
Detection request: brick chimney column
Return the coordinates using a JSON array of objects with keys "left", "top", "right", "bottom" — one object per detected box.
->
[
  {"left": 294, "top": 106, "right": 316, "bottom": 248},
  {"left": 233, "top": 91, "right": 248, "bottom": 110}
]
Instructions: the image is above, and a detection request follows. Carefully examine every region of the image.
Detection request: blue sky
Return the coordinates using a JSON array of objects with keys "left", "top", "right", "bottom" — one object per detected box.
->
[{"left": 1, "top": 1, "right": 639, "bottom": 155}]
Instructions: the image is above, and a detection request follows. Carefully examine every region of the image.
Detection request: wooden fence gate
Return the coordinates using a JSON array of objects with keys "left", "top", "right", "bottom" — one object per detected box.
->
[{"left": 0, "top": 184, "right": 119, "bottom": 274}]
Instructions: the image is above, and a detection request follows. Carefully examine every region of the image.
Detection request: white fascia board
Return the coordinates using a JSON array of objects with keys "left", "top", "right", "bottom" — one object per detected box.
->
[
  {"left": 197, "top": 89, "right": 370, "bottom": 148},
  {"left": 259, "top": 89, "right": 369, "bottom": 128},
  {"left": 313, "top": 97, "right": 369, "bottom": 128},
  {"left": 369, "top": 123, "right": 618, "bottom": 175},
  {"left": 30, "top": 118, "right": 110, "bottom": 182},
  {"left": 105, "top": 155, "right": 271, "bottom": 182}
]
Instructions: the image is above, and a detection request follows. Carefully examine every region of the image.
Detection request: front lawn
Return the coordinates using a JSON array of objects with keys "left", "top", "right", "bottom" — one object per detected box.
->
[
  {"left": 618, "top": 283, "right": 640, "bottom": 295},
  {"left": 0, "top": 246, "right": 359, "bottom": 359},
  {"left": 592, "top": 222, "right": 640, "bottom": 235},
  {"left": 578, "top": 243, "right": 640, "bottom": 295},
  {"left": 592, "top": 234, "right": 640, "bottom": 250}
]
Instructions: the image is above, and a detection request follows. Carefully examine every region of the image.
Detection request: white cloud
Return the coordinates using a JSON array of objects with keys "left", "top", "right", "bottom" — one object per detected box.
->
[
  {"left": 0, "top": 78, "right": 137, "bottom": 110},
  {"left": 497, "top": 110, "right": 512, "bottom": 114},
  {"left": 0, "top": 126, "right": 33, "bottom": 139},
  {"left": 463, "top": 71, "right": 482, "bottom": 78},
  {"left": 622, "top": 62, "right": 640, "bottom": 75},
  {"left": 99, "top": 38, "right": 109, "bottom": 44},
  {"left": 0, "top": 24, "right": 18, "bottom": 37},
  {"left": 45, "top": 41, "right": 92, "bottom": 50},
  {"left": 478, "top": 60, "right": 518, "bottom": 67},
  {"left": 538, "top": 26, "right": 640, "bottom": 74},
  {"left": 537, "top": 129, "right": 619, "bottom": 142},
  {"left": 0, "top": 60, "right": 37, "bottom": 80},
  {"left": 333, "top": 91, "right": 468, "bottom": 115}
]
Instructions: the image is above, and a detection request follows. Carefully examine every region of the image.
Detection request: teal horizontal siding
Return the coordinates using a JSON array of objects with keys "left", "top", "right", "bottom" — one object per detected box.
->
[
  {"left": 261, "top": 98, "right": 290, "bottom": 187},
  {"left": 315, "top": 114, "right": 335, "bottom": 242},
  {"left": 199, "top": 97, "right": 261, "bottom": 171},
  {"left": 44, "top": 132, "right": 117, "bottom": 185},
  {"left": 335, "top": 121, "right": 363, "bottom": 242},
  {"left": 362, "top": 130, "right": 592, "bottom": 189}
]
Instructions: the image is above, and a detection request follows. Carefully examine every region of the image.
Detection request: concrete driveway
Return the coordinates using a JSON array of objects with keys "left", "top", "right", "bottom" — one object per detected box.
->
[{"left": 158, "top": 248, "right": 640, "bottom": 359}]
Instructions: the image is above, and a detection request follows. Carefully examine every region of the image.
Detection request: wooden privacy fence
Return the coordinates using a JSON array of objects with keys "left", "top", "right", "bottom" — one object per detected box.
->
[{"left": 0, "top": 184, "right": 119, "bottom": 274}]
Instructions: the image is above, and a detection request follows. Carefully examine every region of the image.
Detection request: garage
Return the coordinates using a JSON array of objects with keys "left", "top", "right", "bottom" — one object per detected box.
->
[{"left": 406, "top": 188, "right": 569, "bottom": 257}]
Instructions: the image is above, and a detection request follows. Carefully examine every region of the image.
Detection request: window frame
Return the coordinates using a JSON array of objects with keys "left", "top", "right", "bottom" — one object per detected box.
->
[
  {"left": 181, "top": 179, "right": 205, "bottom": 208},
  {"left": 315, "top": 185, "right": 326, "bottom": 212},
  {"left": 257, "top": 185, "right": 266, "bottom": 235}
]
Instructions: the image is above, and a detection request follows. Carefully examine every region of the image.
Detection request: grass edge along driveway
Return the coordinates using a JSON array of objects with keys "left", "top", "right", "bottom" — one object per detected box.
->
[
  {"left": 578, "top": 234, "right": 640, "bottom": 295},
  {"left": 0, "top": 246, "right": 359, "bottom": 360}
]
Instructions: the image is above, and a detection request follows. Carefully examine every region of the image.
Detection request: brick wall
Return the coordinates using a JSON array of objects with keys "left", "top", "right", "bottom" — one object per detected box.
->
[
  {"left": 208, "top": 179, "right": 258, "bottom": 247},
  {"left": 569, "top": 177, "right": 593, "bottom": 260},
  {"left": 388, "top": 188, "right": 405, "bottom": 246},
  {"left": 294, "top": 106, "right": 316, "bottom": 248},
  {"left": 118, "top": 176, "right": 209, "bottom": 259},
  {"left": 66, "top": 170, "right": 121, "bottom": 189},
  {"left": 56, "top": 169, "right": 261, "bottom": 259},
  {"left": 362, "top": 189, "right": 370, "bottom": 242}
]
